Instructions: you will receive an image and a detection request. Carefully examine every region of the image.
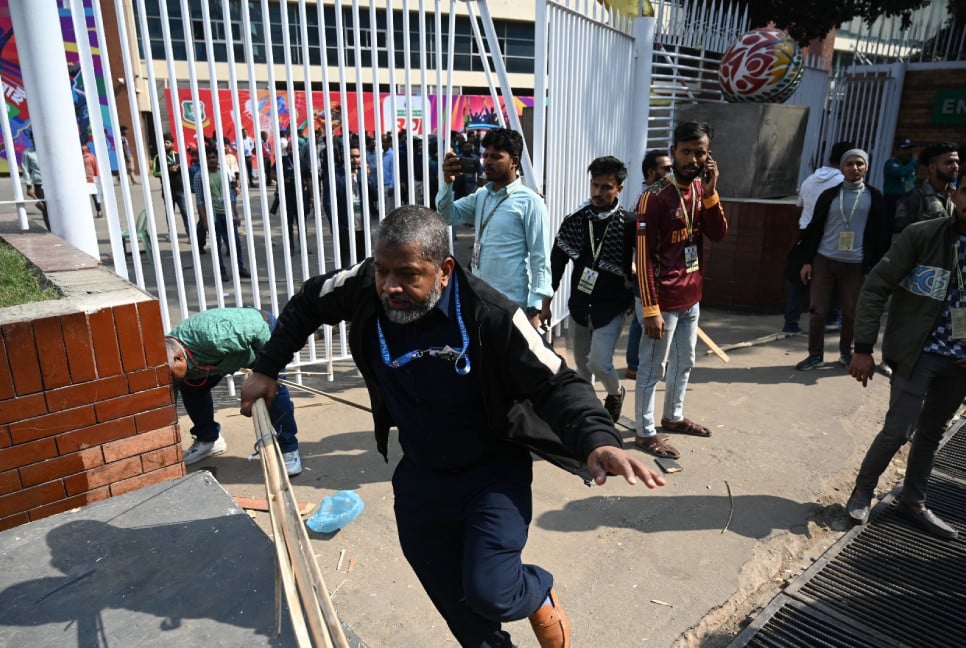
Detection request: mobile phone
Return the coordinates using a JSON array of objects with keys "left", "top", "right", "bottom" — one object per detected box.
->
[
  {"left": 703, "top": 155, "right": 714, "bottom": 182},
  {"left": 460, "top": 157, "right": 477, "bottom": 174}
]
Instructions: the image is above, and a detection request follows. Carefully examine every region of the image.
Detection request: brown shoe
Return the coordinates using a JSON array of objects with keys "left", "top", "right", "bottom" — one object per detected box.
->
[
  {"left": 529, "top": 588, "right": 570, "bottom": 648},
  {"left": 625, "top": 368, "right": 637, "bottom": 379},
  {"left": 633, "top": 434, "right": 680, "bottom": 459}
]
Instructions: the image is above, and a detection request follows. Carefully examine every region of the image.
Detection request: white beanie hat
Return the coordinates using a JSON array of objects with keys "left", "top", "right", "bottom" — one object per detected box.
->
[{"left": 840, "top": 148, "right": 869, "bottom": 166}]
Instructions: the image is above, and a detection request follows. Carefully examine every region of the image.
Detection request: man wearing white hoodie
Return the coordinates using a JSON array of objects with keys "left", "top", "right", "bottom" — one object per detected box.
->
[{"left": 783, "top": 141, "right": 854, "bottom": 333}]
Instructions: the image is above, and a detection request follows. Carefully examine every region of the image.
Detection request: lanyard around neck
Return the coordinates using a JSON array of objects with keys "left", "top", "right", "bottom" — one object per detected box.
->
[
  {"left": 668, "top": 174, "right": 696, "bottom": 242},
  {"left": 839, "top": 185, "right": 865, "bottom": 227},
  {"left": 588, "top": 216, "right": 614, "bottom": 266},
  {"left": 478, "top": 186, "right": 516, "bottom": 241},
  {"left": 376, "top": 273, "right": 472, "bottom": 376}
]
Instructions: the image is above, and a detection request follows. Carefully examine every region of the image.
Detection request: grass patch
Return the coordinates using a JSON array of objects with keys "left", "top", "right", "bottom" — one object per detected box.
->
[{"left": 0, "top": 239, "right": 60, "bottom": 307}]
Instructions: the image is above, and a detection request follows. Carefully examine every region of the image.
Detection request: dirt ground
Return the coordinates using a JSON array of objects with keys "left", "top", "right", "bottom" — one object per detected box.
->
[{"left": 184, "top": 309, "right": 903, "bottom": 647}]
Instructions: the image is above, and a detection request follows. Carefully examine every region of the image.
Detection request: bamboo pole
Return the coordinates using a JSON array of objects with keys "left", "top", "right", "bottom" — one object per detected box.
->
[{"left": 252, "top": 399, "right": 350, "bottom": 648}]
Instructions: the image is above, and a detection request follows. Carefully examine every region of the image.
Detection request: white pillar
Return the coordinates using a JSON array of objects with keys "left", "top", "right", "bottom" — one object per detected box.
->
[
  {"left": 8, "top": 0, "right": 98, "bottom": 258},
  {"left": 626, "top": 16, "right": 656, "bottom": 201}
]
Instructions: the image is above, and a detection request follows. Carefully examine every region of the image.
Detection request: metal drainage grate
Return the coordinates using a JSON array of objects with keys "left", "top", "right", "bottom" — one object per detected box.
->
[
  {"left": 934, "top": 417, "right": 966, "bottom": 483},
  {"left": 731, "top": 421, "right": 966, "bottom": 648}
]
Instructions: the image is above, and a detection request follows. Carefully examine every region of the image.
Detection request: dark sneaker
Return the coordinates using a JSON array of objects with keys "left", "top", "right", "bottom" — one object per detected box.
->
[
  {"left": 795, "top": 354, "right": 824, "bottom": 371},
  {"left": 839, "top": 352, "right": 853, "bottom": 368},
  {"left": 782, "top": 324, "right": 803, "bottom": 334},
  {"left": 603, "top": 386, "right": 625, "bottom": 422},
  {"left": 238, "top": 267, "right": 251, "bottom": 278}
]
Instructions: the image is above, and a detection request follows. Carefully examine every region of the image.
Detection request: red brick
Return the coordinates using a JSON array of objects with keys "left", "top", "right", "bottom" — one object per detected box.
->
[
  {"left": 94, "top": 386, "right": 172, "bottom": 423},
  {"left": 19, "top": 447, "right": 104, "bottom": 487},
  {"left": 63, "top": 456, "right": 142, "bottom": 495},
  {"left": 0, "top": 426, "right": 10, "bottom": 448},
  {"left": 0, "top": 343, "right": 13, "bottom": 399},
  {"left": 62, "top": 312, "right": 96, "bottom": 383},
  {"left": 45, "top": 375, "right": 129, "bottom": 412},
  {"left": 0, "top": 513, "right": 28, "bottom": 531},
  {"left": 32, "top": 317, "right": 70, "bottom": 389},
  {"left": 55, "top": 417, "right": 136, "bottom": 455},
  {"left": 103, "top": 426, "right": 178, "bottom": 463},
  {"left": 0, "top": 437, "right": 57, "bottom": 472},
  {"left": 113, "top": 303, "right": 147, "bottom": 373},
  {"left": 27, "top": 486, "right": 109, "bottom": 522},
  {"left": 0, "top": 393, "right": 47, "bottom": 425},
  {"left": 138, "top": 301, "right": 168, "bottom": 366},
  {"left": 88, "top": 309, "right": 122, "bottom": 377},
  {"left": 0, "top": 469, "right": 20, "bottom": 495},
  {"left": 0, "top": 480, "right": 66, "bottom": 517},
  {"left": 8, "top": 405, "right": 96, "bottom": 444},
  {"left": 139, "top": 443, "right": 181, "bottom": 472},
  {"left": 110, "top": 463, "right": 183, "bottom": 497},
  {"left": 2, "top": 322, "right": 42, "bottom": 395},
  {"left": 134, "top": 405, "right": 178, "bottom": 433},
  {"left": 127, "top": 368, "right": 161, "bottom": 393}
]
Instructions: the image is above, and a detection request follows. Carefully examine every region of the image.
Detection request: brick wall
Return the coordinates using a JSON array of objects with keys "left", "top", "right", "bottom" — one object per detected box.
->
[{"left": 0, "top": 232, "right": 184, "bottom": 531}]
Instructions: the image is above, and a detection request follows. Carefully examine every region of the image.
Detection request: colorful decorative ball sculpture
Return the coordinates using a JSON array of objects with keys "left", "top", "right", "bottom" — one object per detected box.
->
[{"left": 718, "top": 27, "right": 804, "bottom": 104}]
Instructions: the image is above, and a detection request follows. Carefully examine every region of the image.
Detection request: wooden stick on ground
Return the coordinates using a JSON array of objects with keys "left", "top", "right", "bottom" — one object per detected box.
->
[
  {"left": 253, "top": 399, "right": 350, "bottom": 648},
  {"left": 697, "top": 326, "right": 730, "bottom": 363}
]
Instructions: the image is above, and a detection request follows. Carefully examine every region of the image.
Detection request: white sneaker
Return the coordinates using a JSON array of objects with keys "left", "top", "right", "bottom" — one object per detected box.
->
[
  {"left": 283, "top": 450, "right": 302, "bottom": 476},
  {"left": 183, "top": 437, "right": 227, "bottom": 465}
]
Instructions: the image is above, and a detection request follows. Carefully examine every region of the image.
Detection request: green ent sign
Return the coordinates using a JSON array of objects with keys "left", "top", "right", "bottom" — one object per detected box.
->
[{"left": 933, "top": 89, "right": 966, "bottom": 124}]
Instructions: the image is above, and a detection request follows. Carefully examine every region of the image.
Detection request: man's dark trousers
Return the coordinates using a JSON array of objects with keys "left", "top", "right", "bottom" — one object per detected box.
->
[{"left": 392, "top": 450, "right": 552, "bottom": 647}]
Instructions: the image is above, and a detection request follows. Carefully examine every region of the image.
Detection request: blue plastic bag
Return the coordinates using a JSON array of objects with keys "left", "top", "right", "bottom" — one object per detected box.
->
[{"left": 306, "top": 490, "right": 365, "bottom": 533}]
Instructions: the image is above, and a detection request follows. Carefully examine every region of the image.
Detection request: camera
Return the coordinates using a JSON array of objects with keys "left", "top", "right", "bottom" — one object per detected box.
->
[{"left": 460, "top": 157, "right": 477, "bottom": 174}]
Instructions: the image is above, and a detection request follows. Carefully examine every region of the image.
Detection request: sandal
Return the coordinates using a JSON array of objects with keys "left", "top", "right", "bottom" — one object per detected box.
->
[
  {"left": 661, "top": 417, "right": 711, "bottom": 437},
  {"left": 633, "top": 435, "right": 680, "bottom": 459}
]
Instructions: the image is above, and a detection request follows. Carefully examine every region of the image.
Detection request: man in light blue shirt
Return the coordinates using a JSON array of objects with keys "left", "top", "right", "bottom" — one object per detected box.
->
[{"left": 437, "top": 128, "right": 551, "bottom": 327}]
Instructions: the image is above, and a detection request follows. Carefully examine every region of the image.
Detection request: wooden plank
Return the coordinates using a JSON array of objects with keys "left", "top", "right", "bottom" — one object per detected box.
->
[{"left": 235, "top": 496, "right": 311, "bottom": 517}]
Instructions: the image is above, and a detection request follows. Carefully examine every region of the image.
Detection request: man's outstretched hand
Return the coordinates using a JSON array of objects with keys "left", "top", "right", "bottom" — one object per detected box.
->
[
  {"left": 240, "top": 371, "right": 279, "bottom": 417},
  {"left": 587, "top": 446, "right": 666, "bottom": 487}
]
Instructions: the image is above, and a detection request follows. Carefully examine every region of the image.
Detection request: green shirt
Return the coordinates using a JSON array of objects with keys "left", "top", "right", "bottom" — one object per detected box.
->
[{"left": 168, "top": 308, "right": 271, "bottom": 382}]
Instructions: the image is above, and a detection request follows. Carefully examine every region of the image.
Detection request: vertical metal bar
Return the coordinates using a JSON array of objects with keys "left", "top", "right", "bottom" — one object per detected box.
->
[
  {"left": 442, "top": 1, "right": 457, "bottom": 158},
  {"left": 386, "top": 0, "right": 401, "bottom": 210},
  {"left": 86, "top": 0, "right": 148, "bottom": 288},
  {"left": 112, "top": 0, "right": 180, "bottom": 330},
  {"left": 239, "top": 0, "right": 281, "bottom": 314},
  {"left": 151, "top": 0, "right": 208, "bottom": 311},
  {"left": 222, "top": 0, "right": 263, "bottom": 306},
  {"left": 8, "top": 0, "right": 97, "bottom": 256},
  {"left": 278, "top": 0, "right": 305, "bottom": 280},
  {"left": 332, "top": 0, "right": 358, "bottom": 262},
  {"left": 532, "top": 0, "right": 548, "bottom": 194},
  {"left": 0, "top": 72, "right": 30, "bottom": 231},
  {"left": 369, "top": 0, "right": 387, "bottom": 223},
  {"left": 401, "top": 0, "right": 415, "bottom": 206},
  {"left": 433, "top": 1, "right": 444, "bottom": 196},
  {"left": 179, "top": 0, "right": 226, "bottom": 301},
  {"left": 417, "top": 0, "right": 430, "bottom": 207},
  {"left": 476, "top": 1, "right": 536, "bottom": 189},
  {"left": 465, "top": 3, "right": 504, "bottom": 128},
  {"left": 298, "top": 0, "right": 324, "bottom": 280}
]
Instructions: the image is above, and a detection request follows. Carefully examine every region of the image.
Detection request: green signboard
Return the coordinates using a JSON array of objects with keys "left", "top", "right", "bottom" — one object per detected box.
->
[{"left": 933, "top": 89, "right": 966, "bottom": 125}]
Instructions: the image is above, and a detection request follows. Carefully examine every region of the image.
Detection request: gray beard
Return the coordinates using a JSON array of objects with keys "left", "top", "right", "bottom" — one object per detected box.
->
[{"left": 382, "top": 277, "right": 443, "bottom": 325}]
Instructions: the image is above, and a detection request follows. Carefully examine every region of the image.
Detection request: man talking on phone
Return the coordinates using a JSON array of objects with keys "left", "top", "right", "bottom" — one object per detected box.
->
[{"left": 632, "top": 121, "right": 728, "bottom": 459}]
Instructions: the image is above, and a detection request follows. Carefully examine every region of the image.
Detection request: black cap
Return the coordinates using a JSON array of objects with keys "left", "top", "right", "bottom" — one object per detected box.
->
[{"left": 897, "top": 137, "right": 913, "bottom": 149}]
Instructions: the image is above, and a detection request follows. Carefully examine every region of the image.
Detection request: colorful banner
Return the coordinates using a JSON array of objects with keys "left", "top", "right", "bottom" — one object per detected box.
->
[
  {"left": 168, "top": 88, "right": 533, "bottom": 159},
  {"left": 0, "top": 0, "right": 115, "bottom": 174}
]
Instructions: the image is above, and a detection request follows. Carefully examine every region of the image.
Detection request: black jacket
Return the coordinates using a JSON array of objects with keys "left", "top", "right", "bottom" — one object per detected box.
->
[
  {"left": 253, "top": 260, "right": 622, "bottom": 482},
  {"left": 797, "top": 182, "right": 888, "bottom": 273}
]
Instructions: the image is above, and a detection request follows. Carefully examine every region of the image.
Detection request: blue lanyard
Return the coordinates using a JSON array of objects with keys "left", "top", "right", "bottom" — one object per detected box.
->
[{"left": 376, "top": 273, "right": 472, "bottom": 376}]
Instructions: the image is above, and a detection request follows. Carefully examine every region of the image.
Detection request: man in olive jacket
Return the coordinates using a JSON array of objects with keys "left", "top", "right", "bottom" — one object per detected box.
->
[{"left": 845, "top": 166, "right": 966, "bottom": 540}]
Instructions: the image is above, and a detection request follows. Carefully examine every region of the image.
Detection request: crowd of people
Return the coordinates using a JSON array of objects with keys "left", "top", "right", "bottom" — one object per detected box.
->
[{"left": 22, "top": 117, "right": 963, "bottom": 646}]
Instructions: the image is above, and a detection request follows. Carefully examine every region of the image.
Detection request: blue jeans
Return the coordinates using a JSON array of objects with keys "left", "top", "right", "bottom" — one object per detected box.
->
[
  {"left": 634, "top": 298, "right": 699, "bottom": 437},
  {"left": 626, "top": 313, "right": 643, "bottom": 370},
  {"left": 178, "top": 310, "right": 298, "bottom": 452},
  {"left": 571, "top": 312, "right": 625, "bottom": 395},
  {"left": 854, "top": 352, "right": 966, "bottom": 506}
]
